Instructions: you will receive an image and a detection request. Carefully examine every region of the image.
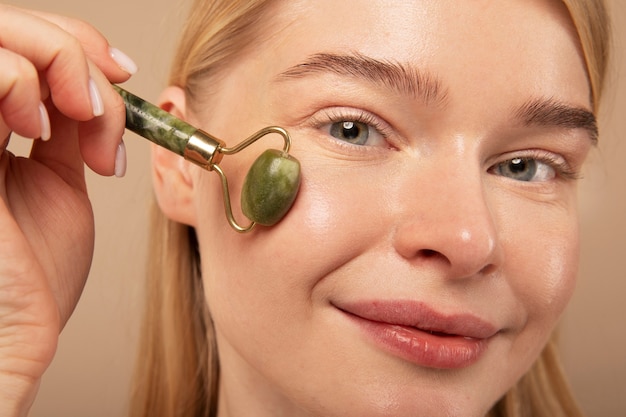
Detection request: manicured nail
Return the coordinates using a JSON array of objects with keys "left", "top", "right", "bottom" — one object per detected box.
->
[
  {"left": 89, "top": 78, "right": 105, "bottom": 117},
  {"left": 38, "top": 102, "right": 51, "bottom": 141},
  {"left": 114, "top": 140, "right": 127, "bottom": 178},
  {"left": 109, "top": 47, "right": 138, "bottom": 75}
]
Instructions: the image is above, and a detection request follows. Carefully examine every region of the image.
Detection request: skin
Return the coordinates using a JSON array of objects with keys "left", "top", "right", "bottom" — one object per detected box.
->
[{"left": 155, "top": 0, "right": 595, "bottom": 416}]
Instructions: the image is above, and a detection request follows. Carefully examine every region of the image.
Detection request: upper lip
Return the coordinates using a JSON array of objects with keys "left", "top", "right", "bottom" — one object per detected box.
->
[{"left": 333, "top": 299, "right": 499, "bottom": 340}]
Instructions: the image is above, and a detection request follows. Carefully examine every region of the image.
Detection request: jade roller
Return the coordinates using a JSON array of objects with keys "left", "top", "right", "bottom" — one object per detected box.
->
[{"left": 112, "top": 85, "right": 301, "bottom": 233}]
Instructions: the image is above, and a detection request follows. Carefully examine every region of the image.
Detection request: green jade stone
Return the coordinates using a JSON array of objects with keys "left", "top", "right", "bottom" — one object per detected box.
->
[
  {"left": 242, "top": 149, "right": 301, "bottom": 226},
  {"left": 113, "top": 85, "right": 197, "bottom": 156}
]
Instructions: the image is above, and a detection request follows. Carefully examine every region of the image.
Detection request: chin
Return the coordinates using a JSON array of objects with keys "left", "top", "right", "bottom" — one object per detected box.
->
[{"left": 314, "top": 391, "right": 496, "bottom": 417}]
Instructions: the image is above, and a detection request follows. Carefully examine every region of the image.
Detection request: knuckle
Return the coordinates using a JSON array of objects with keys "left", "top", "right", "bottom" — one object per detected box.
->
[
  {"left": 0, "top": 53, "right": 38, "bottom": 97},
  {"left": 64, "top": 17, "right": 95, "bottom": 37},
  {"left": 60, "top": 34, "right": 87, "bottom": 61},
  {"left": 14, "top": 56, "right": 39, "bottom": 83},
  {"left": 64, "top": 17, "right": 109, "bottom": 52}
]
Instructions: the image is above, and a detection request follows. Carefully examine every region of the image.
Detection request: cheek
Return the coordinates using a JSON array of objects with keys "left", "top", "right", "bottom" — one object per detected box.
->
[
  {"left": 501, "top": 201, "right": 580, "bottom": 343},
  {"left": 514, "top": 219, "right": 579, "bottom": 316},
  {"left": 192, "top": 152, "right": 394, "bottom": 341}
]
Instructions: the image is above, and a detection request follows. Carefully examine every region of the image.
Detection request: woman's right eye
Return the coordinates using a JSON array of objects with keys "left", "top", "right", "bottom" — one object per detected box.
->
[{"left": 328, "top": 120, "right": 386, "bottom": 146}]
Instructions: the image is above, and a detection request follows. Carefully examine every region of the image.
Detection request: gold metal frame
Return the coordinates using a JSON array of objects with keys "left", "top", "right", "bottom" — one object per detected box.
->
[{"left": 184, "top": 126, "right": 293, "bottom": 233}]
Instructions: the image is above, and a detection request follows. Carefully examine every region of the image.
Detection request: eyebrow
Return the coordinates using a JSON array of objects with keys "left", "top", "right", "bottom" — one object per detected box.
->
[
  {"left": 276, "top": 53, "right": 597, "bottom": 143},
  {"left": 514, "top": 98, "right": 598, "bottom": 143},
  {"left": 276, "top": 52, "right": 447, "bottom": 105}
]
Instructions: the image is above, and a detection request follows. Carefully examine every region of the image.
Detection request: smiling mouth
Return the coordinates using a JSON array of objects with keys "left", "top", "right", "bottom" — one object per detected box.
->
[{"left": 334, "top": 300, "right": 498, "bottom": 369}]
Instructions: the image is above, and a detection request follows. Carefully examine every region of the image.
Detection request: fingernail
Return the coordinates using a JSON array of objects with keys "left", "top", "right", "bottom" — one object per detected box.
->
[
  {"left": 109, "top": 47, "right": 138, "bottom": 75},
  {"left": 115, "top": 140, "right": 127, "bottom": 178},
  {"left": 38, "top": 102, "right": 51, "bottom": 141},
  {"left": 89, "top": 78, "right": 105, "bottom": 117}
]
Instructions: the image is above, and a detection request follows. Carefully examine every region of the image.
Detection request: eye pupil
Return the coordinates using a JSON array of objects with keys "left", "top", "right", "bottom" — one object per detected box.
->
[
  {"left": 509, "top": 158, "right": 527, "bottom": 173},
  {"left": 500, "top": 157, "right": 538, "bottom": 181},
  {"left": 341, "top": 121, "right": 360, "bottom": 139},
  {"left": 329, "top": 120, "right": 370, "bottom": 145}
]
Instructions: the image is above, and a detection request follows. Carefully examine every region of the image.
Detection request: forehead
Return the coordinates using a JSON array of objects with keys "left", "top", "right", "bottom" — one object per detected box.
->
[{"left": 258, "top": 0, "right": 590, "bottom": 107}]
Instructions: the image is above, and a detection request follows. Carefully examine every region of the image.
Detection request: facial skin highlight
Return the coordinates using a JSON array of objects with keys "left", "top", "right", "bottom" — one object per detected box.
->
[{"left": 155, "top": 0, "right": 594, "bottom": 416}]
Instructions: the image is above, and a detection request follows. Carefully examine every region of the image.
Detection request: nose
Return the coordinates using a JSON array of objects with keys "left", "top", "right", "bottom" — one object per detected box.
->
[{"left": 391, "top": 158, "right": 503, "bottom": 280}]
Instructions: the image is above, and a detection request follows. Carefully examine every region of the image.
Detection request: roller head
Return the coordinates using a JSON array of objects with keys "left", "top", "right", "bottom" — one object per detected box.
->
[{"left": 241, "top": 149, "right": 301, "bottom": 226}]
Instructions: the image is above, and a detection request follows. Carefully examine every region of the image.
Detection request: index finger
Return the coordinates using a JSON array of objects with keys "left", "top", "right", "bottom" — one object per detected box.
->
[
  {"left": 0, "top": 5, "right": 134, "bottom": 122},
  {"left": 26, "top": 8, "right": 138, "bottom": 81}
]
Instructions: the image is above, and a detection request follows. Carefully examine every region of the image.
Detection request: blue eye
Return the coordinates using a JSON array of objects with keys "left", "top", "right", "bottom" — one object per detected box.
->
[
  {"left": 493, "top": 157, "right": 556, "bottom": 182},
  {"left": 327, "top": 119, "right": 387, "bottom": 147}
]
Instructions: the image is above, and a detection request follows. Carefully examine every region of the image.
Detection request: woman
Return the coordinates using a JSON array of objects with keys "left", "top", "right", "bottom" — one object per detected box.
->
[{"left": 0, "top": 0, "right": 610, "bottom": 416}]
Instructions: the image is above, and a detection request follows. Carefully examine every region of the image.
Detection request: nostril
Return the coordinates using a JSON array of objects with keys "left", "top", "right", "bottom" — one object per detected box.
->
[
  {"left": 479, "top": 263, "right": 498, "bottom": 276},
  {"left": 419, "top": 249, "right": 438, "bottom": 258},
  {"left": 414, "top": 249, "right": 453, "bottom": 268}
]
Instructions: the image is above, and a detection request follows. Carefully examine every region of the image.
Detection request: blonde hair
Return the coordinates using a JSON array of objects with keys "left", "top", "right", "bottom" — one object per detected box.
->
[{"left": 130, "top": 1, "right": 610, "bottom": 416}]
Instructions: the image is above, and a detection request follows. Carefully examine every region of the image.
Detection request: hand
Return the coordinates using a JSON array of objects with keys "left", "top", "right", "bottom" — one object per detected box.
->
[{"left": 0, "top": 5, "right": 134, "bottom": 415}]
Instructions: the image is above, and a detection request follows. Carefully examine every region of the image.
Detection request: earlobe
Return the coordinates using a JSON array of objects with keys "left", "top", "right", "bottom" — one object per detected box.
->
[{"left": 151, "top": 86, "right": 198, "bottom": 227}]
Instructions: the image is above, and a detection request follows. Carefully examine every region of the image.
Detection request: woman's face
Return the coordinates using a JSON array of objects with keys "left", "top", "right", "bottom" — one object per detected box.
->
[{"left": 176, "top": 0, "right": 594, "bottom": 415}]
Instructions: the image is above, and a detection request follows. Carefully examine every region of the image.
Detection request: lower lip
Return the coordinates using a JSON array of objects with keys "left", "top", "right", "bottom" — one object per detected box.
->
[{"left": 343, "top": 312, "right": 489, "bottom": 369}]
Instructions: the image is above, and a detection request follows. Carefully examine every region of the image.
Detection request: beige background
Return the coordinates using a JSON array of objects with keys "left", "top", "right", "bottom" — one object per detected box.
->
[{"left": 5, "top": 0, "right": 625, "bottom": 416}]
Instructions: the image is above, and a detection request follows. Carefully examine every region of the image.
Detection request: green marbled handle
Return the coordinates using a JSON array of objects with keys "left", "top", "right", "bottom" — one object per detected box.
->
[{"left": 112, "top": 84, "right": 196, "bottom": 156}]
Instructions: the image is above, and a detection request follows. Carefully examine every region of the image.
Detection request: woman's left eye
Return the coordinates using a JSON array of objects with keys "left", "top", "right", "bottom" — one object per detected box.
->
[
  {"left": 328, "top": 120, "right": 386, "bottom": 146},
  {"left": 491, "top": 157, "right": 556, "bottom": 182}
]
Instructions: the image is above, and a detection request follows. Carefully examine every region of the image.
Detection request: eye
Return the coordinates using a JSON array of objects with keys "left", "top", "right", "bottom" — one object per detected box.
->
[
  {"left": 492, "top": 157, "right": 556, "bottom": 182},
  {"left": 309, "top": 108, "right": 392, "bottom": 149},
  {"left": 330, "top": 121, "right": 370, "bottom": 145},
  {"left": 326, "top": 118, "right": 387, "bottom": 147}
]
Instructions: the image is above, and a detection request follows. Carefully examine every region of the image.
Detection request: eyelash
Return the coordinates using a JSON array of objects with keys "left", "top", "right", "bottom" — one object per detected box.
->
[
  {"left": 491, "top": 150, "right": 580, "bottom": 181},
  {"left": 310, "top": 108, "right": 394, "bottom": 145}
]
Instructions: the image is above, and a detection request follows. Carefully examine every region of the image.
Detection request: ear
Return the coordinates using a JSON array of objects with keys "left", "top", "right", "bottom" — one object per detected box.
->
[{"left": 151, "top": 86, "right": 198, "bottom": 227}]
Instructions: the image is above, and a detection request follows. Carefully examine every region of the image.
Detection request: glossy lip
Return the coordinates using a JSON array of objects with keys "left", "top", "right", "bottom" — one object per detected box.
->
[{"left": 334, "top": 300, "right": 499, "bottom": 369}]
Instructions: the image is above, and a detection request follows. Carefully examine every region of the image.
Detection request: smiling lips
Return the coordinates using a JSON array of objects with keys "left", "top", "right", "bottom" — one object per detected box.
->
[{"left": 335, "top": 300, "right": 499, "bottom": 369}]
